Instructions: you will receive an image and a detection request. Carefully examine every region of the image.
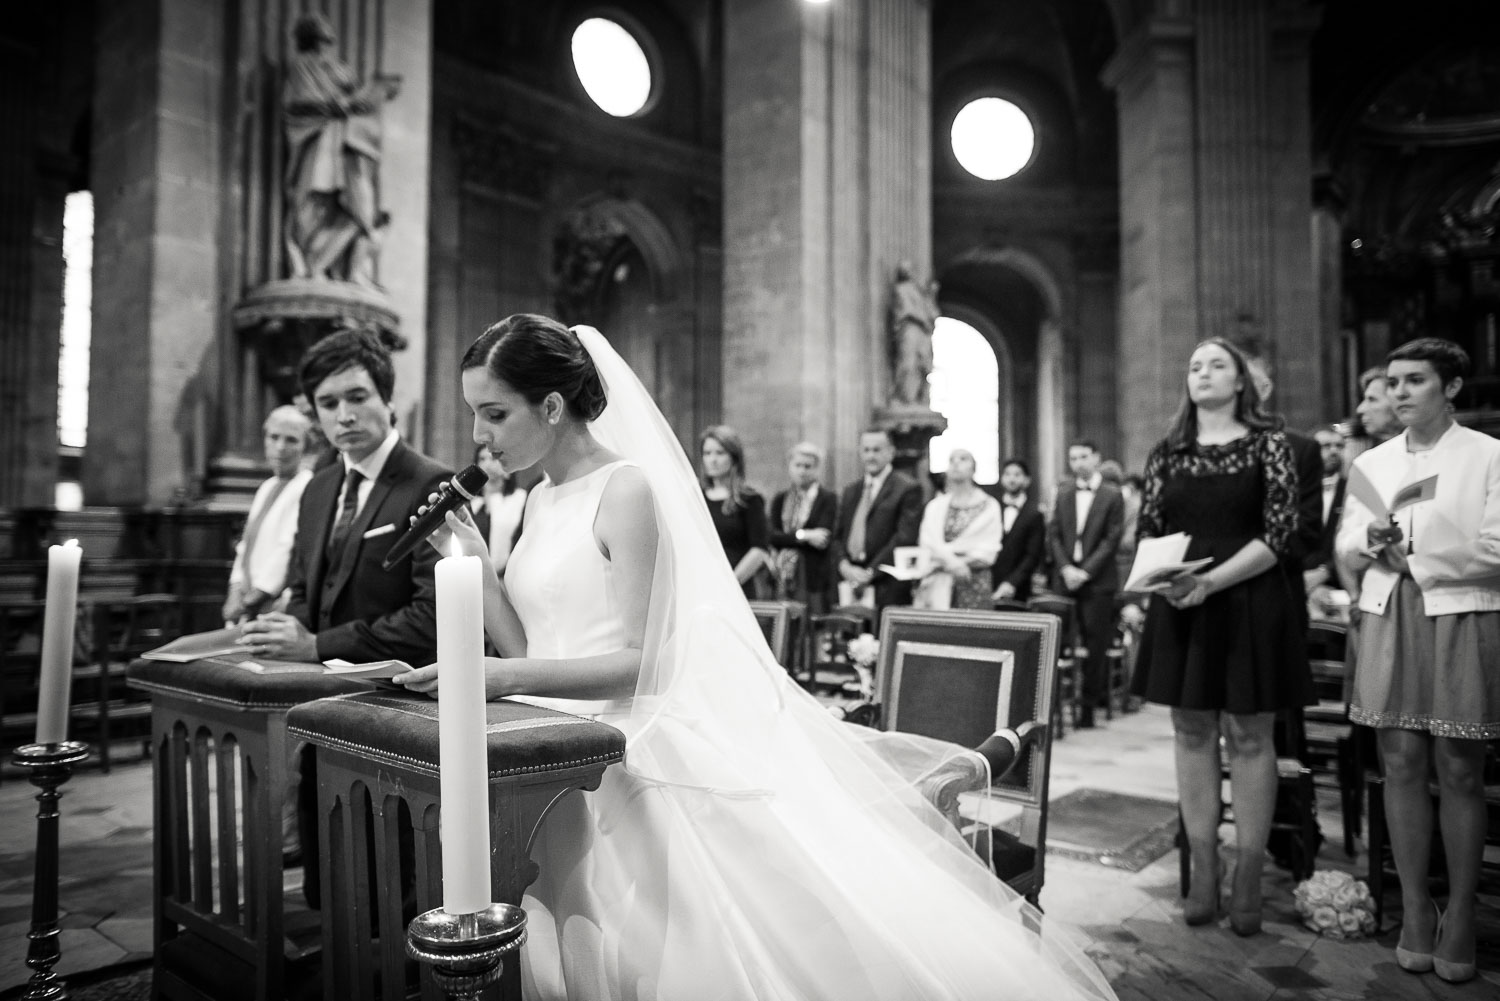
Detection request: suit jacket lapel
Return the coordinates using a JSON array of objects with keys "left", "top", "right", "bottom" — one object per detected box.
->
[
  {"left": 304, "top": 468, "right": 340, "bottom": 607},
  {"left": 1080, "top": 486, "right": 1106, "bottom": 547},
  {"left": 323, "top": 441, "right": 408, "bottom": 605}
]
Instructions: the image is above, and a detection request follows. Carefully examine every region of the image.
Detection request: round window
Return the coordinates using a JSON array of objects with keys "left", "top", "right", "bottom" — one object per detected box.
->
[
  {"left": 950, "top": 98, "right": 1036, "bottom": 181},
  {"left": 571, "top": 18, "right": 654, "bottom": 117}
]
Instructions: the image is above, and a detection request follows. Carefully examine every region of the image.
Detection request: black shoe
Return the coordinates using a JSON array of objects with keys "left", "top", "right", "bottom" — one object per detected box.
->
[{"left": 1077, "top": 711, "right": 1096, "bottom": 729}]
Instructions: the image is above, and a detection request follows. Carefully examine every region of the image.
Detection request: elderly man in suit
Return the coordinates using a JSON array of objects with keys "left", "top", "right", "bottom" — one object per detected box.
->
[
  {"left": 769, "top": 441, "right": 840, "bottom": 614},
  {"left": 991, "top": 458, "right": 1045, "bottom": 604},
  {"left": 834, "top": 428, "right": 924, "bottom": 620},
  {"left": 239, "top": 328, "right": 450, "bottom": 905},
  {"left": 1047, "top": 440, "right": 1125, "bottom": 728}
]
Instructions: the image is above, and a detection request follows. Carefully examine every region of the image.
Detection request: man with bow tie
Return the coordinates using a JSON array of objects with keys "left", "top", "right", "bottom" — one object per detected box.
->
[
  {"left": 1046, "top": 440, "right": 1125, "bottom": 728},
  {"left": 990, "top": 458, "right": 1045, "bottom": 603}
]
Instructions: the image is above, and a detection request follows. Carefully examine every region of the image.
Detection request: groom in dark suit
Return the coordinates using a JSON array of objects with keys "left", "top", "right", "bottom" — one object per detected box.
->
[
  {"left": 1046, "top": 440, "right": 1124, "bottom": 728},
  {"left": 991, "top": 458, "right": 1045, "bottom": 603},
  {"left": 239, "top": 329, "right": 449, "bottom": 908},
  {"left": 833, "top": 428, "right": 924, "bottom": 620}
]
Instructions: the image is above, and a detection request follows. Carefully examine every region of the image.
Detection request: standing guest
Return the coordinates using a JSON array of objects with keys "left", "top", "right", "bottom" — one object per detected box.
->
[
  {"left": 1046, "top": 439, "right": 1125, "bottom": 728},
  {"left": 769, "top": 442, "right": 838, "bottom": 614},
  {"left": 700, "top": 425, "right": 772, "bottom": 599},
  {"left": 1336, "top": 338, "right": 1499, "bottom": 984},
  {"left": 239, "top": 329, "right": 450, "bottom": 908},
  {"left": 915, "top": 449, "right": 1001, "bottom": 610},
  {"left": 223, "top": 405, "right": 314, "bottom": 624},
  {"left": 1357, "top": 365, "right": 1404, "bottom": 443},
  {"left": 471, "top": 442, "right": 529, "bottom": 573},
  {"left": 1304, "top": 425, "right": 1346, "bottom": 609},
  {"left": 833, "top": 428, "right": 924, "bottom": 619},
  {"left": 992, "top": 458, "right": 1046, "bottom": 603},
  {"left": 1131, "top": 337, "right": 1311, "bottom": 936}
]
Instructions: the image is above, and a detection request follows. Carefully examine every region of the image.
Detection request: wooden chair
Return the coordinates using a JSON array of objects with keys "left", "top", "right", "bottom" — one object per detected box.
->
[
  {"left": 1025, "top": 593, "right": 1080, "bottom": 737},
  {"left": 867, "top": 607, "right": 1061, "bottom": 906},
  {"left": 1300, "top": 621, "right": 1362, "bottom": 855},
  {"left": 808, "top": 605, "right": 874, "bottom": 693},
  {"left": 747, "top": 600, "right": 793, "bottom": 668},
  {"left": 86, "top": 593, "right": 191, "bottom": 772}
]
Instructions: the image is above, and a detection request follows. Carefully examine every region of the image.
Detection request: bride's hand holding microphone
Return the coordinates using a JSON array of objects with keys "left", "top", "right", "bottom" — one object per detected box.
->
[{"left": 391, "top": 497, "right": 495, "bottom": 696}]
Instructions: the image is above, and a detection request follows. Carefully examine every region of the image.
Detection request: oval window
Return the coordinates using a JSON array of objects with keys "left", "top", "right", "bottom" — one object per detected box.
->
[
  {"left": 572, "top": 18, "right": 653, "bottom": 117},
  {"left": 951, "top": 98, "right": 1035, "bottom": 181}
]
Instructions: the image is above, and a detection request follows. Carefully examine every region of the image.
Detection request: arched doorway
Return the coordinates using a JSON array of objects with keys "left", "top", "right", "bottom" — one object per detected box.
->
[{"left": 928, "top": 310, "right": 1009, "bottom": 486}]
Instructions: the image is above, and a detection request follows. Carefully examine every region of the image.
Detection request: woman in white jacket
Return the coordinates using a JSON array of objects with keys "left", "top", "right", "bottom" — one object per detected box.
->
[
  {"left": 915, "top": 449, "right": 1001, "bottom": 609},
  {"left": 1336, "top": 337, "right": 1499, "bottom": 984}
]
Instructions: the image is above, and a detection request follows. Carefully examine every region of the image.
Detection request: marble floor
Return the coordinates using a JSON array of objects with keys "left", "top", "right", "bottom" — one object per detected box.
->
[{"left": 1, "top": 706, "right": 1496, "bottom": 998}]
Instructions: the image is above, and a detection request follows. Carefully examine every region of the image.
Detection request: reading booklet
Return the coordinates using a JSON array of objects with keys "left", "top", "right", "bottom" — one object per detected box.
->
[
  {"left": 141, "top": 626, "right": 248, "bottom": 663},
  {"left": 1345, "top": 467, "right": 1438, "bottom": 521},
  {"left": 1124, "top": 533, "right": 1214, "bottom": 593}
]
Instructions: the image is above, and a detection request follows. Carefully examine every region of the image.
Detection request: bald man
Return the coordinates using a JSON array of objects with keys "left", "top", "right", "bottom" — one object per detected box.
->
[{"left": 223, "top": 405, "right": 315, "bottom": 624}]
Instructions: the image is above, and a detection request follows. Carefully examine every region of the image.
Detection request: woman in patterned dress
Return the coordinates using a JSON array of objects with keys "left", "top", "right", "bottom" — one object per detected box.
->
[
  {"left": 915, "top": 449, "right": 1002, "bottom": 609},
  {"left": 1130, "top": 337, "right": 1312, "bottom": 936},
  {"left": 1336, "top": 337, "right": 1500, "bottom": 984}
]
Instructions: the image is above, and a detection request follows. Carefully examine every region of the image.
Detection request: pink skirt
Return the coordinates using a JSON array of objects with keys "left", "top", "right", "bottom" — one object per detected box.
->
[{"left": 1349, "top": 575, "right": 1500, "bottom": 739}]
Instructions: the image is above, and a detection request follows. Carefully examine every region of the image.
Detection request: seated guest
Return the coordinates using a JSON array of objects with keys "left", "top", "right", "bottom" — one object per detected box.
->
[
  {"left": 915, "top": 449, "right": 1000, "bottom": 609},
  {"left": 471, "top": 442, "right": 529, "bottom": 572},
  {"left": 833, "top": 428, "right": 924, "bottom": 619},
  {"left": 991, "top": 458, "right": 1046, "bottom": 603},
  {"left": 700, "top": 424, "right": 773, "bottom": 598},
  {"left": 769, "top": 441, "right": 838, "bottom": 613},
  {"left": 239, "top": 328, "right": 450, "bottom": 907},
  {"left": 223, "top": 405, "right": 314, "bottom": 624}
]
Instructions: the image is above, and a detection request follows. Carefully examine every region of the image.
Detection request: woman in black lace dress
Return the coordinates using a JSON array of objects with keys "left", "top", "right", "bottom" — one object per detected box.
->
[{"left": 1130, "top": 337, "right": 1313, "bottom": 936}]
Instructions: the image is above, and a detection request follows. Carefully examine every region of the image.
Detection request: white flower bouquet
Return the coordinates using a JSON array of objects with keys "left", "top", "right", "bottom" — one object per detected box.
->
[
  {"left": 1292, "top": 870, "right": 1377, "bottom": 940},
  {"left": 846, "top": 633, "right": 879, "bottom": 699}
]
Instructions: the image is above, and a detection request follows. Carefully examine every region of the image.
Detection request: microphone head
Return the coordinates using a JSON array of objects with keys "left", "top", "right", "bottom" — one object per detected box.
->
[{"left": 453, "top": 464, "right": 488, "bottom": 498}]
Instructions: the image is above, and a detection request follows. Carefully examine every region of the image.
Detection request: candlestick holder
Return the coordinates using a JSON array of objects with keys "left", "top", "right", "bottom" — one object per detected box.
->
[
  {"left": 13, "top": 740, "right": 90, "bottom": 1001},
  {"left": 406, "top": 903, "right": 527, "bottom": 1000}
]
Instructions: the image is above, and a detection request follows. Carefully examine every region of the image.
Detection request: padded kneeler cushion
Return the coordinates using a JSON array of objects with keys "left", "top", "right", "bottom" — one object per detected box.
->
[
  {"left": 286, "top": 691, "right": 627, "bottom": 778},
  {"left": 127, "top": 657, "right": 369, "bottom": 708}
]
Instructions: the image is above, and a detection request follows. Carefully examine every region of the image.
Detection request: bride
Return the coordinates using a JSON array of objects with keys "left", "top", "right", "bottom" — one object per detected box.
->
[{"left": 394, "top": 313, "right": 1117, "bottom": 1001}]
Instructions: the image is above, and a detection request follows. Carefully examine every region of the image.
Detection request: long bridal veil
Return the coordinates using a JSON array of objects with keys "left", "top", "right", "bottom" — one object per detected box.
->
[{"left": 564, "top": 324, "right": 1117, "bottom": 1001}]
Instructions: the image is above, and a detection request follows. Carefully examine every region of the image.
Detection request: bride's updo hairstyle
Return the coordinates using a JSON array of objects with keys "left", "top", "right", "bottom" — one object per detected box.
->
[{"left": 463, "top": 313, "right": 608, "bottom": 421}]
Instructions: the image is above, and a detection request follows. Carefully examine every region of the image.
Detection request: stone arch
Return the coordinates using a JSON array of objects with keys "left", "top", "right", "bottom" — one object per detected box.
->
[{"left": 564, "top": 193, "right": 683, "bottom": 303}]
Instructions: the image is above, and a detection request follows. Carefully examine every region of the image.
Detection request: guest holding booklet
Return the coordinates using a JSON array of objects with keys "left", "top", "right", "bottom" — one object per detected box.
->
[
  {"left": 1335, "top": 337, "right": 1499, "bottom": 983},
  {"left": 1128, "top": 337, "right": 1312, "bottom": 936}
]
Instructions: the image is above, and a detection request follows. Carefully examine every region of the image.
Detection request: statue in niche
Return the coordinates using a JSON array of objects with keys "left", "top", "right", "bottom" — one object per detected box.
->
[
  {"left": 283, "top": 13, "right": 401, "bottom": 287},
  {"left": 889, "top": 261, "right": 941, "bottom": 407}
]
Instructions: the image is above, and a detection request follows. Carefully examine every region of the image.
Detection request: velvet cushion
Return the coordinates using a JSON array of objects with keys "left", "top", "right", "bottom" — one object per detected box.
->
[
  {"left": 127, "top": 657, "right": 370, "bottom": 708},
  {"left": 286, "top": 691, "right": 627, "bottom": 778}
]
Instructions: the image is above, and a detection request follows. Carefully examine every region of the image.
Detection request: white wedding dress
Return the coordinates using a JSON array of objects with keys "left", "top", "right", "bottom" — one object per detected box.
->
[{"left": 499, "top": 328, "right": 1117, "bottom": 1001}]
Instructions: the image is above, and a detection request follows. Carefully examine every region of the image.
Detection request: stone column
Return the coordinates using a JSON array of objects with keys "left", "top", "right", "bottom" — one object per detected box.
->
[
  {"left": 1103, "top": 2, "right": 1321, "bottom": 467},
  {"left": 722, "top": 0, "right": 930, "bottom": 487}
]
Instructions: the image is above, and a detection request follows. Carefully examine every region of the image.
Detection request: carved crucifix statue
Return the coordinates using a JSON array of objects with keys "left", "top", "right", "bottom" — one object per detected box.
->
[{"left": 283, "top": 14, "right": 402, "bottom": 287}]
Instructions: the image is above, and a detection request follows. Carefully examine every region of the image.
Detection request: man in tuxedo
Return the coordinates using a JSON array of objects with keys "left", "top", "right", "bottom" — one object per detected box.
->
[
  {"left": 769, "top": 442, "right": 839, "bottom": 614},
  {"left": 833, "top": 428, "right": 924, "bottom": 620},
  {"left": 991, "top": 458, "right": 1045, "bottom": 603},
  {"left": 240, "top": 329, "right": 450, "bottom": 666},
  {"left": 1304, "top": 426, "right": 1345, "bottom": 597},
  {"left": 239, "top": 329, "right": 450, "bottom": 906},
  {"left": 1046, "top": 440, "right": 1125, "bottom": 728}
]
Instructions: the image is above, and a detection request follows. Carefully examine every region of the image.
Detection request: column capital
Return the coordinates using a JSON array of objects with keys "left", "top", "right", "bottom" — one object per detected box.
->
[{"left": 1100, "top": 16, "right": 1194, "bottom": 98}]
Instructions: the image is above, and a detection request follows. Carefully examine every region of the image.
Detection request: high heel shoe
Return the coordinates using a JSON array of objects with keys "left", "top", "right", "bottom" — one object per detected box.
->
[
  {"left": 1183, "top": 855, "right": 1221, "bottom": 926},
  {"left": 1432, "top": 909, "right": 1477, "bottom": 983},
  {"left": 1228, "top": 860, "right": 1263, "bottom": 937},
  {"left": 1394, "top": 901, "right": 1438, "bottom": 974}
]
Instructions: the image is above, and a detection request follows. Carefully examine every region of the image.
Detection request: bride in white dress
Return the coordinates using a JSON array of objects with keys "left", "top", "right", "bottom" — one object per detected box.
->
[{"left": 395, "top": 314, "right": 1117, "bottom": 1001}]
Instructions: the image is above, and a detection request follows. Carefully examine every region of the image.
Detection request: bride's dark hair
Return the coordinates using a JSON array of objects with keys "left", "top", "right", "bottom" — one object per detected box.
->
[{"left": 464, "top": 313, "right": 608, "bottom": 421}]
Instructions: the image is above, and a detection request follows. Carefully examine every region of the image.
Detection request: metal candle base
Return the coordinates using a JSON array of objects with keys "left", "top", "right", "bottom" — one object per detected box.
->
[
  {"left": 13, "top": 741, "right": 90, "bottom": 1001},
  {"left": 406, "top": 903, "right": 527, "bottom": 1000}
]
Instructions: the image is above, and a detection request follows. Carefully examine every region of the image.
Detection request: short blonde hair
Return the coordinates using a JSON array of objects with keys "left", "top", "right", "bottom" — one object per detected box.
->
[
  {"left": 263, "top": 404, "right": 311, "bottom": 443},
  {"left": 786, "top": 441, "right": 824, "bottom": 465}
]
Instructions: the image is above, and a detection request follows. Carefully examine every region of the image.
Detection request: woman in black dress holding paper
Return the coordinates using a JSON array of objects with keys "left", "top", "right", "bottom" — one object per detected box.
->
[{"left": 1130, "top": 337, "right": 1312, "bottom": 936}]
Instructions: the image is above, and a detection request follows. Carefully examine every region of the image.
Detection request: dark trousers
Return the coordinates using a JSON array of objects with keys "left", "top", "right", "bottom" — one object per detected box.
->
[{"left": 1073, "top": 585, "right": 1117, "bottom": 710}]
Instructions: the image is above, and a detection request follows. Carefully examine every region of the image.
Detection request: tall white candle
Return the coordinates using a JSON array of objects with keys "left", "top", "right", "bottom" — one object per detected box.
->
[
  {"left": 35, "top": 539, "right": 82, "bottom": 745},
  {"left": 436, "top": 539, "right": 491, "bottom": 915}
]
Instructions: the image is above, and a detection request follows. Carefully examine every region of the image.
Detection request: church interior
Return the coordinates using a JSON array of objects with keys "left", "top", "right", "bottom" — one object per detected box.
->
[{"left": 2, "top": 0, "right": 1500, "bottom": 998}]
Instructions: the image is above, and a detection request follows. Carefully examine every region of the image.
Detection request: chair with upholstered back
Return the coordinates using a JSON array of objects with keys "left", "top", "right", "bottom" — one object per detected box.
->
[
  {"left": 871, "top": 607, "right": 1061, "bottom": 906},
  {"left": 1025, "top": 593, "right": 1081, "bottom": 736}
]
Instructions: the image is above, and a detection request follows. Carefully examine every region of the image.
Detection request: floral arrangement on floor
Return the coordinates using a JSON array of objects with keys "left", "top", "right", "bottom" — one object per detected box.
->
[
  {"left": 846, "top": 632, "right": 879, "bottom": 700},
  {"left": 1292, "top": 869, "right": 1378, "bottom": 939}
]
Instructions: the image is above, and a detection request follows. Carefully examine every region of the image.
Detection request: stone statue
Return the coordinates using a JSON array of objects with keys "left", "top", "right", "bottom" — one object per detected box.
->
[
  {"left": 283, "top": 14, "right": 401, "bottom": 287},
  {"left": 889, "top": 261, "right": 940, "bottom": 407}
]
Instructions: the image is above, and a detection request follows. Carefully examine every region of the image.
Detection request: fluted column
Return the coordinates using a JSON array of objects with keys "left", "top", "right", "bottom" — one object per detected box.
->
[
  {"left": 1103, "top": 1, "right": 1322, "bottom": 467},
  {"left": 723, "top": 0, "right": 931, "bottom": 486}
]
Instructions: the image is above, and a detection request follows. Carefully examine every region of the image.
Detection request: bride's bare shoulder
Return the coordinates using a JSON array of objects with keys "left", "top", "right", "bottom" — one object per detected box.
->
[{"left": 599, "top": 463, "right": 654, "bottom": 511}]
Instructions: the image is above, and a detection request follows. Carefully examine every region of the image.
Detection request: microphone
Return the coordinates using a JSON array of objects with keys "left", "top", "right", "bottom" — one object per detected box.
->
[{"left": 381, "top": 465, "right": 490, "bottom": 570}]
